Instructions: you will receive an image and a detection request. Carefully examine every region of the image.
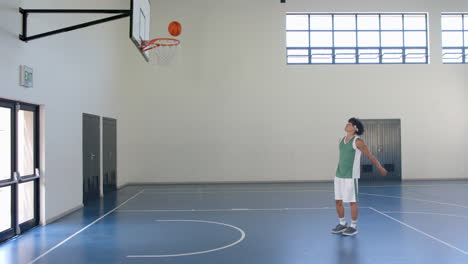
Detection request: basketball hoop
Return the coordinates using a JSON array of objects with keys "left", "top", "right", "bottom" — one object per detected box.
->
[{"left": 141, "top": 38, "right": 180, "bottom": 65}]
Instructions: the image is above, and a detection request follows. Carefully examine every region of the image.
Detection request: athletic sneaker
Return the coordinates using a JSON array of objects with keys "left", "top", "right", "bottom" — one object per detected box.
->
[
  {"left": 342, "top": 226, "right": 358, "bottom": 236},
  {"left": 331, "top": 224, "right": 348, "bottom": 234}
]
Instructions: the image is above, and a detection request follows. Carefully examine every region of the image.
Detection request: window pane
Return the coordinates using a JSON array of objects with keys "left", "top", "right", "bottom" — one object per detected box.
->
[
  {"left": 381, "top": 15, "right": 403, "bottom": 30},
  {"left": 335, "top": 49, "right": 356, "bottom": 63},
  {"left": 288, "top": 49, "right": 308, "bottom": 56},
  {"left": 404, "top": 15, "right": 426, "bottom": 30},
  {"left": 357, "top": 15, "right": 379, "bottom": 30},
  {"left": 310, "top": 15, "right": 332, "bottom": 30},
  {"left": 0, "top": 107, "right": 11, "bottom": 181},
  {"left": 381, "top": 32, "right": 403, "bottom": 47},
  {"left": 19, "top": 181, "right": 35, "bottom": 224},
  {"left": 334, "top": 15, "right": 356, "bottom": 30},
  {"left": 382, "top": 49, "right": 403, "bottom": 63},
  {"left": 358, "top": 32, "right": 380, "bottom": 47},
  {"left": 465, "top": 15, "right": 468, "bottom": 30},
  {"left": 18, "top": 110, "right": 35, "bottom": 177},
  {"left": 287, "top": 56, "right": 308, "bottom": 64},
  {"left": 442, "top": 32, "right": 463, "bottom": 47},
  {"left": 0, "top": 187, "right": 11, "bottom": 232},
  {"left": 442, "top": 48, "right": 463, "bottom": 63},
  {"left": 334, "top": 32, "right": 356, "bottom": 47},
  {"left": 311, "top": 49, "right": 332, "bottom": 63},
  {"left": 310, "top": 32, "right": 332, "bottom": 47},
  {"left": 405, "top": 49, "right": 426, "bottom": 63},
  {"left": 287, "top": 32, "right": 309, "bottom": 47},
  {"left": 287, "top": 49, "right": 309, "bottom": 63},
  {"left": 404, "top": 31, "right": 426, "bottom": 47},
  {"left": 465, "top": 32, "right": 468, "bottom": 47},
  {"left": 441, "top": 15, "right": 462, "bottom": 30},
  {"left": 287, "top": 15, "right": 308, "bottom": 30},
  {"left": 358, "top": 49, "right": 380, "bottom": 63}
]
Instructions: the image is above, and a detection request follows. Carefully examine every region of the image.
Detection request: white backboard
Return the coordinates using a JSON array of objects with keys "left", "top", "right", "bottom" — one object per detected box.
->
[{"left": 130, "top": 0, "right": 151, "bottom": 61}]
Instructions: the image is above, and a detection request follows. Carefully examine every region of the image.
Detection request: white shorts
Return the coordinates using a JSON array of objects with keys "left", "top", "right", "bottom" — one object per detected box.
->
[{"left": 334, "top": 177, "right": 359, "bottom": 203}]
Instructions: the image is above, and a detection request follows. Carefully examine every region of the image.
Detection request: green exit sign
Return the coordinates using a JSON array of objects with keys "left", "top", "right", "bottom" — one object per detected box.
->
[{"left": 20, "top": 65, "right": 33, "bottom": 88}]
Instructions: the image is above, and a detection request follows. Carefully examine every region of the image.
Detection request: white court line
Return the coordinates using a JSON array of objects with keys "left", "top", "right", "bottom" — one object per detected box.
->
[
  {"left": 140, "top": 188, "right": 332, "bottom": 193},
  {"left": 369, "top": 207, "right": 468, "bottom": 256},
  {"left": 27, "top": 189, "right": 145, "bottom": 264},
  {"left": 361, "top": 192, "right": 468, "bottom": 209},
  {"left": 127, "top": 219, "right": 245, "bottom": 258},
  {"left": 139, "top": 183, "right": 468, "bottom": 194},
  {"left": 141, "top": 189, "right": 333, "bottom": 194},
  {"left": 361, "top": 183, "right": 468, "bottom": 188},
  {"left": 381, "top": 211, "right": 468, "bottom": 219},
  {"left": 116, "top": 207, "right": 370, "bottom": 213},
  {"left": 139, "top": 183, "right": 468, "bottom": 192}
]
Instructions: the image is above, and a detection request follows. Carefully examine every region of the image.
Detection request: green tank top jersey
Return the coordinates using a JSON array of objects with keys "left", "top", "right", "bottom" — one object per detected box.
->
[{"left": 336, "top": 135, "right": 362, "bottom": 179}]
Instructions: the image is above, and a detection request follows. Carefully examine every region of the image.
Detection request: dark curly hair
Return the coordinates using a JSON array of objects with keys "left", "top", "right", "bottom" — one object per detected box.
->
[{"left": 348, "top": 117, "right": 364, "bottom": 136}]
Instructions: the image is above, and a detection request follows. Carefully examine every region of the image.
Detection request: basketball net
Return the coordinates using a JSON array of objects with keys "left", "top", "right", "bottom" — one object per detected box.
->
[{"left": 142, "top": 38, "right": 180, "bottom": 65}]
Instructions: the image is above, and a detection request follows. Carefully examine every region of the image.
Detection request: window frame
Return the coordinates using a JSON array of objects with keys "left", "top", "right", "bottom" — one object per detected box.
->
[
  {"left": 286, "top": 13, "right": 429, "bottom": 65},
  {"left": 442, "top": 13, "right": 467, "bottom": 64}
]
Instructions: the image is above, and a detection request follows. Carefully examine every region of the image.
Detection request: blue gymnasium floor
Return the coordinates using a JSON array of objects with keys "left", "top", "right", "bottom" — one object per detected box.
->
[{"left": 1, "top": 181, "right": 468, "bottom": 264}]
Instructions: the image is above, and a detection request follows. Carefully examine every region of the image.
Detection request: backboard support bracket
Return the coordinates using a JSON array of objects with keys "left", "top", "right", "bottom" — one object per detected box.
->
[{"left": 19, "top": 8, "right": 131, "bottom": 42}]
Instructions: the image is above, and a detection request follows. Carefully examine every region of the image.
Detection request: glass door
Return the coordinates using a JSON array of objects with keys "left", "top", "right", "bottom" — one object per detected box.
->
[
  {"left": 0, "top": 101, "right": 15, "bottom": 242},
  {"left": 17, "top": 104, "right": 40, "bottom": 232},
  {"left": 0, "top": 99, "right": 39, "bottom": 242}
]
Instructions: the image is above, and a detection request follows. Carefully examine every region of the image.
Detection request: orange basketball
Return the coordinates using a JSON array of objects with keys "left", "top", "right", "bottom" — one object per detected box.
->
[{"left": 168, "top": 21, "right": 182, "bottom": 37}]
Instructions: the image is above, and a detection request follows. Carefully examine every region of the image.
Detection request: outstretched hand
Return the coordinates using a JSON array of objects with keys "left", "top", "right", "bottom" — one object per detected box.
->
[{"left": 378, "top": 166, "right": 388, "bottom": 176}]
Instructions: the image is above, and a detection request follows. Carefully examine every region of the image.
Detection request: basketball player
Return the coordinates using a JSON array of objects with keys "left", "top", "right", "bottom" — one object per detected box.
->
[{"left": 331, "top": 118, "right": 388, "bottom": 236}]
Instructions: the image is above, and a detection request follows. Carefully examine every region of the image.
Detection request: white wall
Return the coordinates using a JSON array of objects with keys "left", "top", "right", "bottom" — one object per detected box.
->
[
  {"left": 0, "top": 0, "right": 138, "bottom": 223},
  {"left": 124, "top": 0, "right": 468, "bottom": 183},
  {"left": 1, "top": 0, "right": 467, "bottom": 224}
]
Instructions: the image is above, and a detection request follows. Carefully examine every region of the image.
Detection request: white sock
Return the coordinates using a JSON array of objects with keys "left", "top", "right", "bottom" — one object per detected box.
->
[
  {"left": 339, "top": 218, "right": 346, "bottom": 225},
  {"left": 351, "top": 220, "right": 357, "bottom": 228}
]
